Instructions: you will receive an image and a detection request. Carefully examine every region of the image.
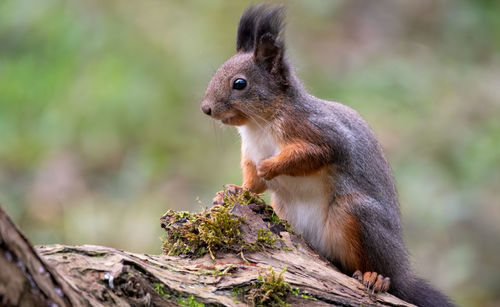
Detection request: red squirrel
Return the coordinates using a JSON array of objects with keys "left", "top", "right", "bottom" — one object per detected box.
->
[{"left": 201, "top": 5, "right": 453, "bottom": 306}]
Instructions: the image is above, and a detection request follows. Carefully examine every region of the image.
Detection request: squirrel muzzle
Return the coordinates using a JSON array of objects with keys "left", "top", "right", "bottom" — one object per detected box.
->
[{"left": 200, "top": 101, "right": 212, "bottom": 116}]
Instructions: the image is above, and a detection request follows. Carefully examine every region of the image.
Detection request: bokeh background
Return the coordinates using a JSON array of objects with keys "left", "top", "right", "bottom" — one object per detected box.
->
[{"left": 1, "top": 0, "right": 499, "bottom": 305}]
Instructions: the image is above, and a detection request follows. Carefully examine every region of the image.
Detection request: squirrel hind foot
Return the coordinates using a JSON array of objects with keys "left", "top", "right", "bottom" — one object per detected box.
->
[{"left": 353, "top": 270, "right": 390, "bottom": 293}]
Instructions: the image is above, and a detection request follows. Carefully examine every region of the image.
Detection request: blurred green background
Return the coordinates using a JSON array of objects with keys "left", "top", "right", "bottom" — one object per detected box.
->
[{"left": 1, "top": 0, "right": 499, "bottom": 305}]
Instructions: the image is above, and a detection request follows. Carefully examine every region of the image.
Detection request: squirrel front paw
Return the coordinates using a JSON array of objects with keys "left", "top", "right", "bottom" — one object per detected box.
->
[
  {"left": 256, "top": 159, "right": 278, "bottom": 180},
  {"left": 353, "top": 270, "right": 390, "bottom": 293},
  {"left": 212, "top": 184, "right": 243, "bottom": 205}
]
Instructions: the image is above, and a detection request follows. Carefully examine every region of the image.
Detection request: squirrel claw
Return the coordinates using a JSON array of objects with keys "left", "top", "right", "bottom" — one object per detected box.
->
[
  {"left": 353, "top": 270, "right": 390, "bottom": 293},
  {"left": 352, "top": 270, "right": 363, "bottom": 282}
]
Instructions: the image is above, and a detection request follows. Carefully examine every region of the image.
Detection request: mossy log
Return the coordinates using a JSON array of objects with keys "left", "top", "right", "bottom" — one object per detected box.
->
[{"left": 0, "top": 189, "right": 414, "bottom": 307}]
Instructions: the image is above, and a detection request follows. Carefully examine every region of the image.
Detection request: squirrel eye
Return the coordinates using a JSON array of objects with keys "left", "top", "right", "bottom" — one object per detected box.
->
[{"left": 232, "top": 78, "right": 247, "bottom": 90}]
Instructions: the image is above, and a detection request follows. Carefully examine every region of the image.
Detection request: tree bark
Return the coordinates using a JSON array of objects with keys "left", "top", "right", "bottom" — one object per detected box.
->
[
  {"left": 0, "top": 206, "right": 86, "bottom": 306},
  {"left": 1, "top": 203, "right": 414, "bottom": 307}
]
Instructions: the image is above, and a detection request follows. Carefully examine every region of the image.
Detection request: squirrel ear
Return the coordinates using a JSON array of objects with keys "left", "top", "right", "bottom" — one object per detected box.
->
[
  {"left": 253, "top": 6, "right": 286, "bottom": 76},
  {"left": 254, "top": 32, "right": 283, "bottom": 73}
]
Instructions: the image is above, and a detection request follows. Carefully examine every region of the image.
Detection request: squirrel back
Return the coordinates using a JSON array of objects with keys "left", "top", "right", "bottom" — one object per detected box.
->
[{"left": 201, "top": 5, "right": 453, "bottom": 307}]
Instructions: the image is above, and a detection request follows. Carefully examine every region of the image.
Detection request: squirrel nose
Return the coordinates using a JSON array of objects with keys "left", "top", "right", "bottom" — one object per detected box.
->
[{"left": 201, "top": 104, "right": 212, "bottom": 116}]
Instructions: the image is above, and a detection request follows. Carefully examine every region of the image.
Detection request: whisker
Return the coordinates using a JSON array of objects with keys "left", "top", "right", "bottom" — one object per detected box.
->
[{"left": 233, "top": 105, "right": 268, "bottom": 130}]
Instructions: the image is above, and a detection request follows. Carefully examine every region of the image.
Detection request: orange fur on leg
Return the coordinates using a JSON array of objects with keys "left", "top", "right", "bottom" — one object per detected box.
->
[
  {"left": 257, "top": 139, "right": 329, "bottom": 180},
  {"left": 325, "top": 194, "right": 369, "bottom": 275}
]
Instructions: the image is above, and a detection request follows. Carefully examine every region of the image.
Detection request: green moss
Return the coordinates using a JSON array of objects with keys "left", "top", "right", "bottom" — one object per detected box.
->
[
  {"left": 242, "top": 228, "right": 281, "bottom": 252},
  {"left": 299, "top": 293, "right": 317, "bottom": 300},
  {"left": 248, "top": 267, "right": 292, "bottom": 307},
  {"left": 161, "top": 187, "right": 295, "bottom": 259},
  {"left": 198, "top": 204, "right": 243, "bottom": 259},
  {"left": 232, "top": 267, "right": 292, "bottom": 307},
  {"left": 153, "top": 282, "right": 171, "bottom": 299},
  {"left": 224, "top": 188, "right": 264, "bottom": 206},
  {"left": 161, "top": 204, "right": 244, "bottom": 259},
  {"left": 211, "top": 264, "right": 234, "bottom": 277},
  {"left": 255, "top": 229, "right": 281, "bottom": 250},
  {"left": 291, "top": 287, "right": 317, "bottom": 301},
  {"left": 264, "top": 205, "right": 295, "bottom": 235},
  {"left": 161, "top": 210, "right": 201, "bottom": 257},
  {"left": 269, "top": 211, "right": 282, "bottom": 225},
  {"left": 177, "top": 295, "right": 205, "bottom": 307},
  {"left": 230, "top": 267, "right": 316, "bottom": 306},
  {"left": 231, "top": 286, "right": 248, "bottom": 304},
  {"left": 153, "top": 282, "right": 206, "bottom": 306}
]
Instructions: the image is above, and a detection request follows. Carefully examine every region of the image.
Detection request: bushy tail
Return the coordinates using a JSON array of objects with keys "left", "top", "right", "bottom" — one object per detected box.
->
[{"left": 394, "top": 277, "right": 454, "bottom": 307}]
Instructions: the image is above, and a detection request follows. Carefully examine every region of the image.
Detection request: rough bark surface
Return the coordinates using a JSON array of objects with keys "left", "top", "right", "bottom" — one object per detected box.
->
[
  {"left": 0, "top": 207, "right": 86, "bottom": 307},
  {"left": 1, "top": 203, "right": 414, "bottom": 307}
]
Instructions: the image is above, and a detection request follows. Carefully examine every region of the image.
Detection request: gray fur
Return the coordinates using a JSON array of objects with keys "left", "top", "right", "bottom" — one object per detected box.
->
[{"left": 202, "top": 5, "right": 453, "bottom": 306}]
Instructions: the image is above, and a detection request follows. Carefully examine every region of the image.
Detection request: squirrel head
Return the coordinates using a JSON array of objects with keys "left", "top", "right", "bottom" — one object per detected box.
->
[{"left": 201, "top": 5, "right": 290, "bottom": 126}]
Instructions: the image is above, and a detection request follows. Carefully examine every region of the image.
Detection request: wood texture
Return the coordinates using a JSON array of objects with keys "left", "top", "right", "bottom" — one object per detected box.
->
[
  {"left": 1, "top": 203, "right": 415, "bottom": 306},
  {"left": 0, "top": 207, "right": 86, "bottom": 306}
]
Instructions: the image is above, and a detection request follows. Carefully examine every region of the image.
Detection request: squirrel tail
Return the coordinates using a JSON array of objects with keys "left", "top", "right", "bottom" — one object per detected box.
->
[{"left": 394, "top": 276, "right": 454, "bottom": 307}]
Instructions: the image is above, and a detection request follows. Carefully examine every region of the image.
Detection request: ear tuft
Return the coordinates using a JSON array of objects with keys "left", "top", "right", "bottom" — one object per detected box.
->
[
  {"left": 236, "top": 5, "right": 288, "bottom": 80},
  {"left": 254, "top": 5, "right": 285, "bottom": 51},
  {"left": 236, "top": 5, "right": 285, "bottom": 54},
  {"left": 236, "top": 5, "right": 266, "bottom": 52}
]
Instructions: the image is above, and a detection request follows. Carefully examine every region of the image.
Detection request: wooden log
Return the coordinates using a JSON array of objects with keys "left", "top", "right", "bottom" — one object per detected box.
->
[
  {"left": 0, "top": 206, "right": 86, "bottom": 306},
  {"left": 1, "top": 193, "right": 414, "bottom": 306}
]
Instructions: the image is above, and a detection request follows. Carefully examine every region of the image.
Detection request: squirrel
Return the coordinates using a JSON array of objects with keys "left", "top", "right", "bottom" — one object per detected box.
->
[{"left": 201, "top": 5, "right": 453, "bottom": 307}]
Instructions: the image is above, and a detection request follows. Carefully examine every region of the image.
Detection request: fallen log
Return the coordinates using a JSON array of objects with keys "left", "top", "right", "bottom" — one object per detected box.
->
[{"left": 1, "top": 188, "right": 414, "bottom": 306}]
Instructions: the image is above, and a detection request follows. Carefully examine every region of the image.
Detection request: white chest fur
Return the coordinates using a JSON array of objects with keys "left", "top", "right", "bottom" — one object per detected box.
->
[
  {"left": 237, "top": 124, "right": 279, "bottom": 164},
  {"left": 237, "top": 123, "right": 331, "bottom": 256}
]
